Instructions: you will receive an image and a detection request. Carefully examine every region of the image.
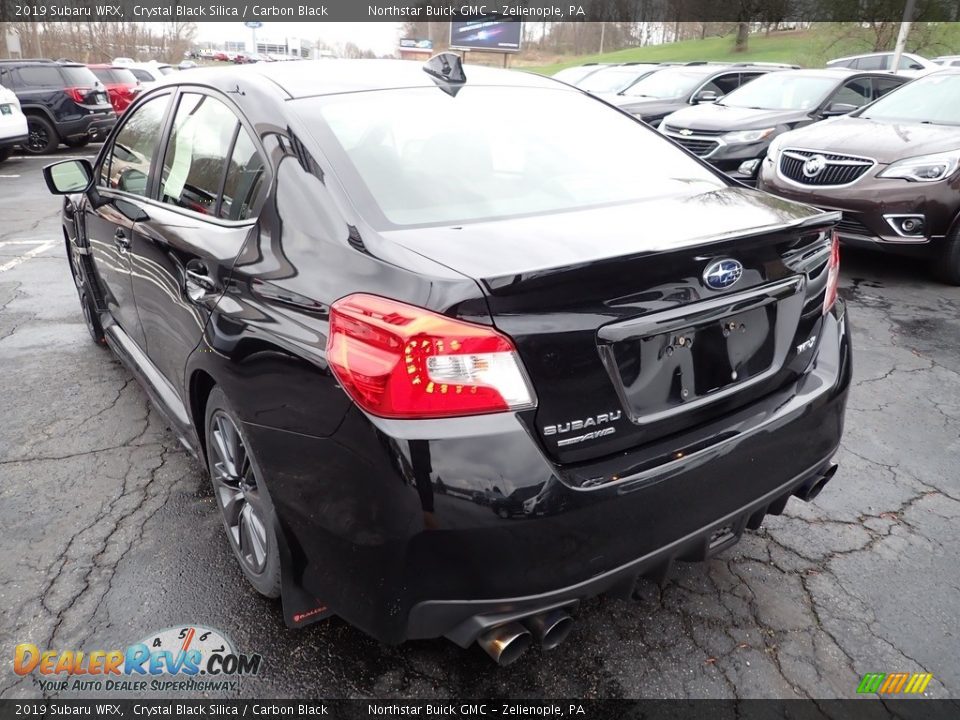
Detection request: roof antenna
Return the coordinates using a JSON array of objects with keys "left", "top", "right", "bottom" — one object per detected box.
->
[{"left": 423, "top": 52, "right": 467, "bottom": 97}]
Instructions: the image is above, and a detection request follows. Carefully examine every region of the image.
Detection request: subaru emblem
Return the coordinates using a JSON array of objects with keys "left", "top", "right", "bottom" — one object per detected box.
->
[{"left": 703, "top": 259, "right": 743, "bottom": 290}]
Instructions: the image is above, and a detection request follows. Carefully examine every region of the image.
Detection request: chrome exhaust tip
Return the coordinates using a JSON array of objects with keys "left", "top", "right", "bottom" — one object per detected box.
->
[
  {"left": 524, "top": 609, "right": 574, "bottom": 651},
  {"left": 795, "top": 463, "right": 838, "bottom": 502},
  {"left": 476, "top": 622, "right": 532, "bottom": 666}
]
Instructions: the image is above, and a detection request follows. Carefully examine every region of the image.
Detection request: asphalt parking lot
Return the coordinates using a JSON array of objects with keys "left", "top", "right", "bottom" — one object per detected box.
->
[{"left": 1, "top": 149, "right": 958, "bottom": 700}]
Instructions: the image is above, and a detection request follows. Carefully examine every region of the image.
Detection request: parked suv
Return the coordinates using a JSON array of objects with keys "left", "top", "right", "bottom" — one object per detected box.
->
[
  {"left": 0, "top": 81, "right": 28, "bottom": 163},
  {"left": 0, "top": 60, "right": 116, "bottom": 154},
  {"left": 88, "top": 64, "right": 141, "bottom": 114},
  {"left": 827, "top": 52, "right": 938, "bottom": 76},
  {"left": 659, "top": 69, "right": 907, "bottom": 185},
  {"left": 42, "top": 57, "right": 850, "bottom": 665},
  {"left": 759, "top": 69, "right": 960, "bottom": 283},
  {"left": 606, "top": 62, "right": 797, "bottom": 125}
]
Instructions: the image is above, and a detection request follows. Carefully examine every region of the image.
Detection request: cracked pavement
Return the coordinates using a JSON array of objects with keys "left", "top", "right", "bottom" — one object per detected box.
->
[{"left": 0, "top": 151, "right": 958, "bottom": 700}]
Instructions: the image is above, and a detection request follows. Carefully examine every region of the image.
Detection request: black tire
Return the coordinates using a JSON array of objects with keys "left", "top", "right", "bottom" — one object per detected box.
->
[
  {"left": 64, "top": 137, "right": 90, "bottom": 148},
  {"left": 66, "top": 242, "right": 105, "bottom": 344},
  {"left": 934, "top": 225, "right": 960, "bottom": 286},
  {"left": 205, "top": 386, "right": 282, "bottom": 598},
  {"left": 22, "top": 115, "right": 59, "bottom": 155},
  {"left": 0, "top": 147, "right": 12, "bottom": 163}
]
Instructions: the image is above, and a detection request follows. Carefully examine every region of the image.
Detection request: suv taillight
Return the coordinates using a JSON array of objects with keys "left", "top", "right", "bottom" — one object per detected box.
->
[
  {"left": 823, "top": 230, "right": 840, "bottom": 315},
  {"left": 64, "top": 87, "right": 93, "bottom": 103},
  {"left": 327, "top": 294, "right": 535, "bottom": 419}
]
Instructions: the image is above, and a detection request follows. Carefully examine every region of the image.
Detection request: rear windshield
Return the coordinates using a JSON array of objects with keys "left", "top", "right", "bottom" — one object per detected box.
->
[
  {"left": 294, "top": 86, "right": 722, "bottom": 228},
  {"left": 60, "top": 66, "right": 100, "bottom": 87},
  {"left": 91, "top": 67, "right": 137, "bottom": 84},
  {"left": 858, "top": 72, "right": 960, "bottom": 125},
  {"left": 576, "top": 66, "right": 655, "bottom": 93},
  {"left": 157, "top": 66, "right": 175, "bottom": 76}
]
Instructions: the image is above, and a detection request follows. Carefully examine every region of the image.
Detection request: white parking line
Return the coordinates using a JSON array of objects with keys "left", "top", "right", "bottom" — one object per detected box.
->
[
  {"left": 0, "top": 174, "right": 20, "bottom": 178},
  {"left": 0, "top": 240, "right": 55, "bottom": 273},
  {"left": 9, "top": 155, "right": 95, "bottom": 160}
]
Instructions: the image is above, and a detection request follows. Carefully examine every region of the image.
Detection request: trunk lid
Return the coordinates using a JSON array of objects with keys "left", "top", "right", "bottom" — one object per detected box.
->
[{"left": 383, "top": 187, "right": 838, "bottom": 464}]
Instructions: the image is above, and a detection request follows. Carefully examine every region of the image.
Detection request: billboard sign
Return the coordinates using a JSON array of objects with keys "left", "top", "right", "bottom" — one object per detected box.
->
[{"left": 449, "top": 20, "right": 522, "bottom": 53}]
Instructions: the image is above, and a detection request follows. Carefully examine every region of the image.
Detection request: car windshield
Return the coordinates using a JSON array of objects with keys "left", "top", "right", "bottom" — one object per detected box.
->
[
  {"left": 719, "top": 73, "right": 838, "bottom": 110},
  {"left": 576, "top": 66, "right": 655, "bottom": 93},
  {"left": 295, "top": 86, "right": 722, "bottom": 227},
  {"left": 858, "top": 72, "right": 960, "bottom": 125},
  {"left": 620, "top": 68, "right": 712, "bottom": 99}
]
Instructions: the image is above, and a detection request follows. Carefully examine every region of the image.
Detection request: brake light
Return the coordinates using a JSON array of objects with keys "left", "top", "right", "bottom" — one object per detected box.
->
[
  {"left": 823, "top": 229, "right": 840, "bottom": 315},
  {"left": 64, "top": 87, "right": 92, "bottom": 103},
  {"left": 327, "top": 294, "right": 535, "bottom": 419}
]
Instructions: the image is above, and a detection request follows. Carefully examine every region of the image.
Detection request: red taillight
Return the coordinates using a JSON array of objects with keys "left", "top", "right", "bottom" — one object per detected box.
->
[
  {"left": 327, "top": 294, "right": 535, "bottom": 419},
  {"left": 823, "top": 229, "right": 840, "bottom": 315},
  {"left": 64, "top": 87, "right": 92, "bottom": 103}
]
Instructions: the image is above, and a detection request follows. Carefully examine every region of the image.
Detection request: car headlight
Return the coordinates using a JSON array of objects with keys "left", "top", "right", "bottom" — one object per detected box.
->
[
  {"left": 877, "top": 150, "right": 960, "bottom": 182},
  {"left": 723, "top": 127, "right": 776, "bottom": 144}
]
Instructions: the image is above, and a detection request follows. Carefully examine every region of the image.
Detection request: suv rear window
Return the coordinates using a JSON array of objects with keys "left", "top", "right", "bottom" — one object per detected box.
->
[
  {"left": 60, "top": 66, "right": 100, "bottom": 87},
  {"left": 90, "top": 67, "right": 137, "bottom": 85}
]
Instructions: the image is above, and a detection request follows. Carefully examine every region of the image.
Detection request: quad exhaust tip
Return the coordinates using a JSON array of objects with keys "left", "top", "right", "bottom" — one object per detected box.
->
[
  {"left": 476, "top": 622, "right": 532, "bottom": 666},
  {"left": 475, "top": 608, "right": 575, "bottom": 665},
  {"left": 524, "top": 609, "right": 574, "bottom": 651},
  {"left": 795, "top": 463, "right": 838, "bottom": 502}
]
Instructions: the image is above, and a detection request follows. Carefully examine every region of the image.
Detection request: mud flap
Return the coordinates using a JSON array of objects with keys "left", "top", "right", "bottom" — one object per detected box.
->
[{"left": 276, "top": 518, "right": 334, "bottom": 629}]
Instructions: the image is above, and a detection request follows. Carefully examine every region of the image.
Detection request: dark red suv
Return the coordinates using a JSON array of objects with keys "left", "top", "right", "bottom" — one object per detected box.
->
[{"left": 88, "top": 64, "right": 141, "bottom": 115}]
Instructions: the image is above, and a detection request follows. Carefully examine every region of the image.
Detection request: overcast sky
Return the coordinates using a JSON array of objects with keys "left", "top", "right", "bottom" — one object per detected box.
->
[{"left": 196, "top": 22, "right": 401, "bottom": 55}]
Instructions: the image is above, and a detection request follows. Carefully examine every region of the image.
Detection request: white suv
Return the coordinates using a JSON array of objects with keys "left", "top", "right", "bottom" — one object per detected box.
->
[
  {"left": 826, "top": 52, "right": 939, "bottom": 77},
  {"left": 0, "top": 83, "right": 28, "bottom": 163}
]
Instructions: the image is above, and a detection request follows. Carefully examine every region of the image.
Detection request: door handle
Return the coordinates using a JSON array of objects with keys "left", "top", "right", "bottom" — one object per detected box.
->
[
  {"left": 114, "top": 228, "right": 131, "bottom": 252},
  {"left": 185, "top": 268, "right": 216, "bottom": 292}
]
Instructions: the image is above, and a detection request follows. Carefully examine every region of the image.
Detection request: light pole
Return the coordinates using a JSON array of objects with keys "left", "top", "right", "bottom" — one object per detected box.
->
[{"left": 891, "top": 0, "right": 917, "bottom": 72}]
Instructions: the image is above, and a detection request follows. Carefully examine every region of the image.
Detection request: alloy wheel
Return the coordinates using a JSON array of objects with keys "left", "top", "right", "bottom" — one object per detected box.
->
[
  {"left": 209, "top": 411, "right": 270, "bottom": 574},
  {"left": 27, "top": 123, "right": 49, "bottom": 153}
]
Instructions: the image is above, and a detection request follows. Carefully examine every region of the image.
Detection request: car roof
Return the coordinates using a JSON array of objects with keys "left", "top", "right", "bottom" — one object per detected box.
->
[
  {"left": 166, "top": 59, "right": 566, "bottom": 99},
  {"left": 771, "top": 67, "right": 904, "bottom": 78},
  {"left": 829, "top": 51, "right": 922, "bottom": 61}
]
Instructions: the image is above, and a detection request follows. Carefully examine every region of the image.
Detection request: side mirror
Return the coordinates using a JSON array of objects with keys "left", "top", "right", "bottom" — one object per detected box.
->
[
  {"left": 43, "top": 159, "right": 93, "bottom": 195},
  {"left": 693, "top": 90, "right": 719, "bottom": 104},
  {"left": 822, "top": 102, "right": 858, "bottom": 117}
]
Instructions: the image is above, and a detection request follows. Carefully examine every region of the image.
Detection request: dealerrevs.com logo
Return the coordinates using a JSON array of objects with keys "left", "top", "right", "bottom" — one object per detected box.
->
[{"left": 14, "top": 625, "right": 262, "bottom": 693}]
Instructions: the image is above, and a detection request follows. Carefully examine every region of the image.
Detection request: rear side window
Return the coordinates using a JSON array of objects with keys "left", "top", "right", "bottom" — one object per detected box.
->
[
  {"left": 873, "top": 77, "right": 905, "bottom": 97},
  {"left": 15, "top": 66, "right": 64, "bottom": 87},
  {"left": 701, "top": 73, "right": 741, "bottom": 97},
  {"left": 100, "top": 94, "right": 170, "bottom": 196},
  {"left": 219, "top": 130, "right": 266, "bottom": 221},
  {"left": 159, "top": 93, "right": 239, "bottom": 216},
  {"left": 855, "top": 56, "right": 887, "bottom": 71},
  {"left": 833, "top": 78, "right": 873, "bottom": 106}
]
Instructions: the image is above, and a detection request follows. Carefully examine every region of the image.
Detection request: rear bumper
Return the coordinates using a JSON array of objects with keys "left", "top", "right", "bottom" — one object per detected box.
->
[
  {"left": 56, "top": 113, "right": 116, "bottom": 141},
  {"left": 244, "top": 303, "right": 851, "bottom": 645},
  {"left": 0, "top": 132, "right": 28, "bottom": 149}
]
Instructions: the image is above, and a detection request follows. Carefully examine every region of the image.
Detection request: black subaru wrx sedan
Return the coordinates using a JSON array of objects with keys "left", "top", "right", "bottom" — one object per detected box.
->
[{"left": 43, "top": 56, "right": 851, "bottom": 665}]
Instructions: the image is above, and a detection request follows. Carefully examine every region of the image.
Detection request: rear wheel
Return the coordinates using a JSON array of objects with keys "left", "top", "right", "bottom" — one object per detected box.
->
[
  {"left": 23, "top": 115, "right": 59, "bottom": 155},
  {"left": 205, "top": 387, "right": 282, "bottom": 598},
  {"left": 64, "top": 137, "right": 90, "bottom": 148},
  {"left": 934, "top": 225, "right": 960, "bottom": 286}
]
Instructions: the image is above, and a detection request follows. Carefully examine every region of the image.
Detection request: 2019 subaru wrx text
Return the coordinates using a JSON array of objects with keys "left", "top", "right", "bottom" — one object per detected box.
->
[{"left": 43, "top": 57, "right": 850, "bottom": 665}]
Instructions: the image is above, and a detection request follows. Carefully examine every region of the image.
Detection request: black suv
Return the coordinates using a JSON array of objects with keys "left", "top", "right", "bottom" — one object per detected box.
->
[
  {"left": 42, "top": 57, "right": 850, "bottom": 665},
  {"left": 606, "top": 62, "right": 798, "bottom": 125},
  {"left": 658, "top": 68, "right": 908, "bottom": 185},
  {"left": 0, "top": 60, "right": 116, "bottom": 154}
]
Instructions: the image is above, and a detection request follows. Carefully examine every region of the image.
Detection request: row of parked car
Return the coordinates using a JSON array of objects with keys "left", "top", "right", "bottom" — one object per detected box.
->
[
  {"left": 0, "top": 58, "right": 185, "bottom": 159},
  {"left": 556, "top": 52, "right": 960, "bottom": 283}
]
